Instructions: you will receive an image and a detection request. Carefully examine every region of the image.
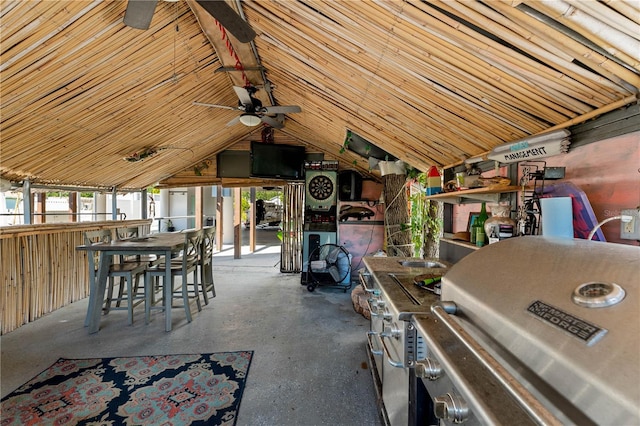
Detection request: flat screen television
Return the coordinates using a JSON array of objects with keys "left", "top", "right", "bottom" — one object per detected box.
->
[{"left": 250, "top": 142, "right": 305, "bottom": 180}]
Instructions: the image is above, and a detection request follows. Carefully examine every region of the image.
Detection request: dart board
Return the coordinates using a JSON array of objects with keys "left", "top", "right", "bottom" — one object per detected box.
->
[
  {"left": 308, "top": 175, "right": 334, "bottom": 200},
  {"left": 305, "top": 170, "right": 337, "bottom": 211}
]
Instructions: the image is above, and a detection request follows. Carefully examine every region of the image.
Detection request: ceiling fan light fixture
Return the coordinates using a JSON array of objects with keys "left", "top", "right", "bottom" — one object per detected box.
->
[{"left": 239, "top": 113, "right": 262, "bottom": 127}]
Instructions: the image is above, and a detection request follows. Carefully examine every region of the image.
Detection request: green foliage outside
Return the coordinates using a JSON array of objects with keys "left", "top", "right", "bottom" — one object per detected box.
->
[
  {"left": 46, "top": 191, "right": 94, "bottom": 198},
  {"left": 409, "top": 172, "right": 442, "bottom": 257}
]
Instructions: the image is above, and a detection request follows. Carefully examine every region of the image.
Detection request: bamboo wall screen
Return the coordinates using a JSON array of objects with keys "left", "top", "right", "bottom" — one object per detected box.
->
[
  {"left": 280, "top": 182, "right": 304, "bottom": 273},
  {"left": 0, "top": 220, "right": 151, "bottom": 334}
]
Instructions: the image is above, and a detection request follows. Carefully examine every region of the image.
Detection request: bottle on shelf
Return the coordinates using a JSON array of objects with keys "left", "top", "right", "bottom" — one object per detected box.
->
[
  {"left": 470, "top": 220, "right": 478, "bottom": 245},
  {"left": 475, "top": 202, "right": 488, "bottom": 247}
]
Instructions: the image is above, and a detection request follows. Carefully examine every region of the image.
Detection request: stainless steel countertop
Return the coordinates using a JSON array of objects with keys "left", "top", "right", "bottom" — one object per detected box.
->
[
  {"left": 362, "top": 255, "right": 451, "bottom": 275},
  {"left": 361, "top": 255, "right": 450, "bottom": 318}
]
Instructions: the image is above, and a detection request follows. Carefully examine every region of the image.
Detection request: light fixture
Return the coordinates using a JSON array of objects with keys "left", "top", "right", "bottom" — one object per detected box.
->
[
  {"left": 487, "top": 129, "right": 570, "bottom": 164},
  {"left": 464, "top": 156, "right": 484, "bottom": 164},
  {"left": 239, "top": 114, "right": 262, "bottom": 127}
]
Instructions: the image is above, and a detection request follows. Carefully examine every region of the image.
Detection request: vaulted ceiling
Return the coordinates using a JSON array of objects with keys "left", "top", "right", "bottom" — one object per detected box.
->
[{"left": 1, "top": 0, "right": 638, "bottom": 191}]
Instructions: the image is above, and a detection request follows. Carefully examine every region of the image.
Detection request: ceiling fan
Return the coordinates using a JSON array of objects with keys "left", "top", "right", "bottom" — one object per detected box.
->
[
  {"left": 124, "top": 0, "right": 256, "bottom": 43},
  {"left": 193, "top": 86, "right": 302, "bottom": 129}
]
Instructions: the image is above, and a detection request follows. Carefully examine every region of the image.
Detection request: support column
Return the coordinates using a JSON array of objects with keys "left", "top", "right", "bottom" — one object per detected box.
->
[
  {"left": 34, "top": 192, "right": 46, "bottom": 224},
  {"left": 234, "top": 187, "right": 241, "bottom": 259},
  {"left": 159, "top": 189, "right": 169, "bottom": 231},
  {"left": 141, "top": 188, "right": 148, "bottom": 219},
  {"left": 69, "top": 192, "right": 78, "bottom": 222},
  {"left": 22, "top": 179, "right": 32, "bottom": 225},
  {"left": 95, "top": 192, "right": 107, "bottom": 221},
  {"left": 111, "top": 187, "right": 118, "bottom": 220},
  {"left": 222, "top": 190, "right": 234, "bottom": 244},
  {"left": 249, "top": 187, "right": 256, "bottom": 252},
  {"left": 216, "top": 186, "right": 223, "bottom": 251},
  {"left": 195, "top": 186, "right": 203, "bottom": 229}
]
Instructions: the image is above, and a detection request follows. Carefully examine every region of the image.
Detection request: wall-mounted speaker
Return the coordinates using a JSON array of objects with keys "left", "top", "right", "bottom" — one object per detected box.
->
[{"left": 338, "top": 171, "right": 362, "bottom": 201}]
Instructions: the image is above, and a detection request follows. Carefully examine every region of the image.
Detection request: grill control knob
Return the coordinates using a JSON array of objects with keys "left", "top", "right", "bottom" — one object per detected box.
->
[
  {"left": 415, "top": 357, "right": 442, "bottom": 380},
  {"left": 434, "top": 393, "right": 469, "bottom": 423},
  {"left": 382, "top": 308, "right": 393, "bottom": 322},
  {"left": 381, "top": 324, "right": 401, "bottom": 339}
]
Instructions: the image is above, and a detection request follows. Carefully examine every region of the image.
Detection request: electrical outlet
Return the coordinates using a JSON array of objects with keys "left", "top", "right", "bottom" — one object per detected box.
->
[{"left": 620, "top": 208, "right": 640, "bottom": 240}]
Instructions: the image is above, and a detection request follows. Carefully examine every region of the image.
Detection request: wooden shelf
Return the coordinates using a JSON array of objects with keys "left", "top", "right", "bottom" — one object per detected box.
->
[
  {"left": 440, "top": 237, "right": 480, "bottom": 250},
  {"left": 426, "top": 185, "right": 524, "bottom": 204}
]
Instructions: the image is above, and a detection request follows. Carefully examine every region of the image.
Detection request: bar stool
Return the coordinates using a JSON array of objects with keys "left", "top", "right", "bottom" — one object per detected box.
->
[
  {"left": 200, "top": 226, "right": 216, "bottom": 304},
  {"left": 83, "top": 230, "right": 147, "bottom": 326},
  {"left": 144, "top": 229, "right": 203, "bottom": 324},
  {"left": 116, "top": 226, "right": 158, "bottom": 263}
]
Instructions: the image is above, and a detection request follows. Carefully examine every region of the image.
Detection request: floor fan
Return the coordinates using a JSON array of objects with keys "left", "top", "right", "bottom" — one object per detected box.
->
[{"left": 306, "top": 244, "right": 351, "bottom": 292}]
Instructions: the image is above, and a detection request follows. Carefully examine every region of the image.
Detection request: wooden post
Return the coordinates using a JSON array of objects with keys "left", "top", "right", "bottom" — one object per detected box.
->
[
  {"left": 234, "top": 187, "right": 242, "bottom": 259},
  {"left": 34, "top": 192, "right": 46, "bottom": 224},
  {"left": 69, "top": 192, "right": 78, "bottom": 222}
]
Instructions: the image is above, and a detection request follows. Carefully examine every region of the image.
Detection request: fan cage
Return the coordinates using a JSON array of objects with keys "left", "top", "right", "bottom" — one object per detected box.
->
[{"left": 308, "top": 244, "right": 351, "bottom": 285}]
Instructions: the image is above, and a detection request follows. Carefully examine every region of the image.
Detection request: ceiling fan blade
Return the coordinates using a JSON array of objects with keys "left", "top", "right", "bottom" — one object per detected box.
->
[
  {"left": 195, "top": 0, "right": 256, "bottom": 43},
  {"left": 192, "top": 101, "right": 239, "bottom": 111},
  {"left": 123, "top": 0, "right": 158, "bottom": 30},
  {"left": 261, "top": 115, "right": 284, "bottom": 129},
  {"left": 263, "top": 105, "right": 302, "bottom": 114},
  {"left": 226, "top": 116, "right": 242, "bottom": 127},
  {"left": 233, "top": 86, "right": 254, "bottom": 105}
]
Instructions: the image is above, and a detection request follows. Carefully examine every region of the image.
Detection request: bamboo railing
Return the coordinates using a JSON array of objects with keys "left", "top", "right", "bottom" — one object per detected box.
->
[{"left": 0, "top": 219, "right": 151, "bottom": 335}]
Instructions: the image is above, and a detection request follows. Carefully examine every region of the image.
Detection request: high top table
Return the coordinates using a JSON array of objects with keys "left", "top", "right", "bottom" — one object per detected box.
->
[{"left": 79, "top": 232, "right": 186, "bottom": 333}]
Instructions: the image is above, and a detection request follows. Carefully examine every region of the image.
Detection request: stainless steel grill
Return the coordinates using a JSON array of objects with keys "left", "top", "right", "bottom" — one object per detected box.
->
[
  {"left": 361, "top": 257, "right": 449, "bottom": 425},
  {"left": 419, "top": 236, "right": 639, "bottom": 424}
]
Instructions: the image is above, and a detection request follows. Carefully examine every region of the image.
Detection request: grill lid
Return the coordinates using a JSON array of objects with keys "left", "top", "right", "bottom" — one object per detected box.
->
[{"left": 441, "top": 237, "right": 640, "bottom": 424}]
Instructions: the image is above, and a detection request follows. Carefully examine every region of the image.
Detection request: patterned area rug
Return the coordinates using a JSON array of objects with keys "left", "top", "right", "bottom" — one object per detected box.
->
[{"left": 1, "top": 352, "right": 253, "bottom": 425}]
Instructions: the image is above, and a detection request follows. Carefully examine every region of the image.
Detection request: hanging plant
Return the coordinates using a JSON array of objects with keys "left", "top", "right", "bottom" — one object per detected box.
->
[
  {"left": 340, "top": 130, "right": 352, "bottom": 154},
  {"left": 193, "top": 159, "right": 212, "bottom": 176},
  {"left": 409, "top": 173, "right": 442, "bottom": 258},
  {"left": 123, "top": 147, "right": 166, "bottom": 162}
]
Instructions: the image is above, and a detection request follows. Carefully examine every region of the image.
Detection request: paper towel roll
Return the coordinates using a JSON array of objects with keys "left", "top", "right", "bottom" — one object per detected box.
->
[{"left": 540, "top": 197, "right": 573, "bottom": 238}]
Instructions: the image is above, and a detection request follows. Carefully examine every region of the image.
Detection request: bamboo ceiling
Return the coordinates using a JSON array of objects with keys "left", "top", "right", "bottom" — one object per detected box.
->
[{"left": 1, "top": 0, "right": 638, "bottom": 190}]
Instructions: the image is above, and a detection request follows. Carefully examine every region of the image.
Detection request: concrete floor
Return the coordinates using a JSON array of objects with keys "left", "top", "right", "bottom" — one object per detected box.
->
[{"left": 1, "top": 228, "right": 383, "bottom": 426}]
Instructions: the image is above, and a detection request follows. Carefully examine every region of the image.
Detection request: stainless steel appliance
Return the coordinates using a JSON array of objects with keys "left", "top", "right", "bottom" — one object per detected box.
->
[
  {"left": 361, "top": 257, "right": 448, "bottom": 425},
  {"left": 411, "top": 237, "right": 639, "bottom": 424}
]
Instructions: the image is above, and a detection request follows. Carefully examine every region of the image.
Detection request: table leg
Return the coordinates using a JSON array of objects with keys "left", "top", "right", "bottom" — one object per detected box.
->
[
  {"left": 88, "top": 252, "right": 112, "bottom": 333},
  {"left": 84, "top": 249, "right": 97, "bottom": 327},
  {"left": 164, "top": 249, "right": 172, "bottom": 332}
]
